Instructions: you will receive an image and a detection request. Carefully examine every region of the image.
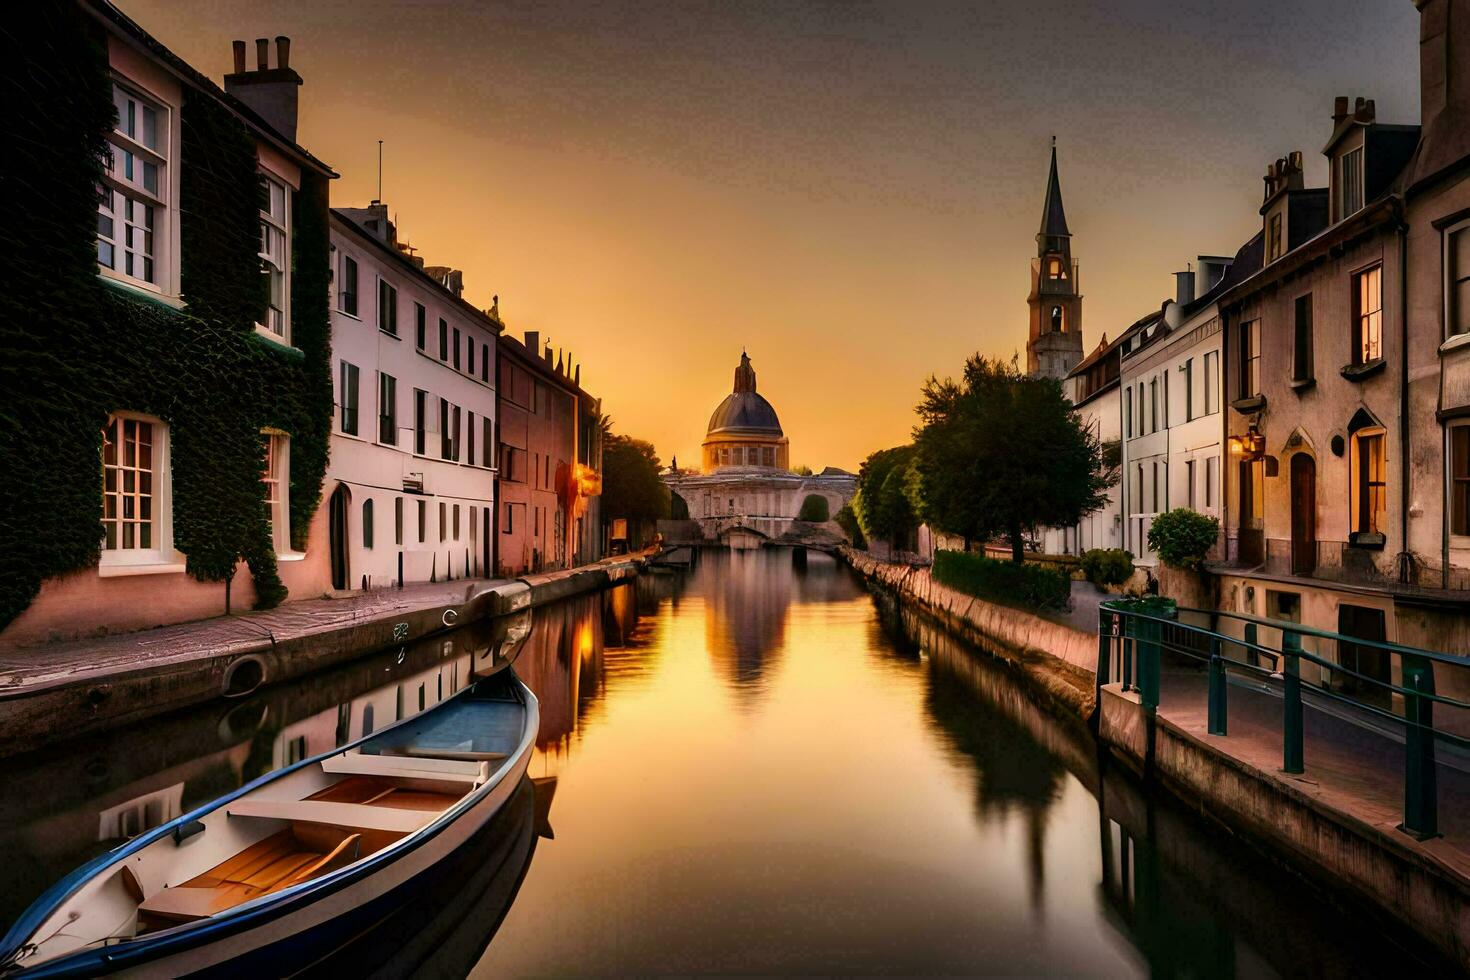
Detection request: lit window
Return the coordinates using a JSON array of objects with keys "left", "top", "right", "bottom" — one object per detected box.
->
[
  {"left": 99, "top": 82, "right": 167, "bottom": 287},
  {"left": 1353, "top": 265, "right": 1382, "bottom": 364},
  {"left": 1350, "top": 427, "right": 1387, "bottom": 540},
  {"left": 1451, "top": 426, "right": 1470, "bottom": 537},
  {"left": 102, "top": 415, "right": 156, "bottom": 551},
  {"left": 1341, "top": 147, "right": 1363, "bottom": 218},
  {"left": 1047, "top": 256, "right": 1065, "bottom": 279},
  {"left": 258, "top": 173, "right": 289, "bottom": 339}
]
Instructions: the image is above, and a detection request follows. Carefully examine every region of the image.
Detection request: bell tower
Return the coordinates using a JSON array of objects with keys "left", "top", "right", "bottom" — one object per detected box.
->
[{"left": 1026, "top": 141, "right": 1083, "bottom": 380}]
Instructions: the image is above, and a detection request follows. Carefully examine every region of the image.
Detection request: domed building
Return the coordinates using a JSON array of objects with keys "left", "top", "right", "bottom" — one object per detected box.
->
[
  {"left": 665, "top": 351, "right": 856, "bottom": 546},
  {"left": 702, "top": 352, "right": 789, "bottom": 473}
]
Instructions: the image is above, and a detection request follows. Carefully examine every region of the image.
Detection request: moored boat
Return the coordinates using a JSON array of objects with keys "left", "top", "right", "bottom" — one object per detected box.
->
[{"left": 0, "top": 669, "right": 538, "bottom": 977}]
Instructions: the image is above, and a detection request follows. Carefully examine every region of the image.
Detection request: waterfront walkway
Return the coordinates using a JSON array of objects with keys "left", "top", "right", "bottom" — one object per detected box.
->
[{"left": 0, "top": 578, "right": 503, "bottom": 693}]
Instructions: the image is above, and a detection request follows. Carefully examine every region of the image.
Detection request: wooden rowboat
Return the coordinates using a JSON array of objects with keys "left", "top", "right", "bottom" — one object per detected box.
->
[{"left": 0, "top": 669, "right": 538, "bottom": 977}]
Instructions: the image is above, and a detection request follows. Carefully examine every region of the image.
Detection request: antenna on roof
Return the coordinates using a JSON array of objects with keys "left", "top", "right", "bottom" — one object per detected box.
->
[{"left": 375, "top": 140, "right": 383, "bottom": 204}]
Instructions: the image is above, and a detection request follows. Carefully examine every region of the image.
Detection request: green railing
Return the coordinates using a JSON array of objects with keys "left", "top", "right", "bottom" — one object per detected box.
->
[{"left": 1095, "top": 597, "right": 1470, "bottom": 840}]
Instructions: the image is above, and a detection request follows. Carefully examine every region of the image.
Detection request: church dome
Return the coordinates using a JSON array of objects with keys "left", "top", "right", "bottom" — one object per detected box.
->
[{"left": 706, "top": 353, "right": 783, "bottom": 436}]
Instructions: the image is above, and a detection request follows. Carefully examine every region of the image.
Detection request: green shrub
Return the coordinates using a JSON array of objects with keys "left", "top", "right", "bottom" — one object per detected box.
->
[
  {"left": 1147, "top": 508, "right": 1220, "bottom": 571},
  {"left": 797, "top": 494, "right": 831, "bottom": 522},
  {"left": 1081, "top": 548, "right": 1134, "bottom": 586},
  {"left": 931, "top": 549, "right": 1071, "bottom": 610},
  {"left": 834, "top": 503, "right": 866, "bottom": 548}
]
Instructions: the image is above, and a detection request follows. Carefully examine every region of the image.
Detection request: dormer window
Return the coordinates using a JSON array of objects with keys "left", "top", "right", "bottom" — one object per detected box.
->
[
  {"left": 1267, "top": 212, "right": 1283, "bottom": 262},
  {"left": 1340, "top": 147, "right": 1363, "bottom": 218}
]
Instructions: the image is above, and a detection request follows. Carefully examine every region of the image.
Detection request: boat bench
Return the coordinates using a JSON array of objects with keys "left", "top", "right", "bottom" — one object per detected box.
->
[
  {"left": 321, "top": 752, "right": 486, "bottom": 782},
  {"left": 226, "top": 799, "right": 437, "bottom": 834}
]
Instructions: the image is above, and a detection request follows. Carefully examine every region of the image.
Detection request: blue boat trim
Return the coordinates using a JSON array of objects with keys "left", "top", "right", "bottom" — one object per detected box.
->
[{"left": 1, "top": 671, "right": 533, "bottom": 977}]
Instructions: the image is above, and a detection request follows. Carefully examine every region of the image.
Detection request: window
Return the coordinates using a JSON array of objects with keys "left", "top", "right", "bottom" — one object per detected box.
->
[
  {"left": 1267, "top": 212, "right": 1283, "bottom": 262},
  {"left": 1187, "top": 459, "right": 1196, "bottom": 510},
  {"left": 261, "top": 431, "right": 288, "bottom": 552},
  {"left": 1050, "top": 305, "right": 1064, "bottom": 333},
  {"left": 102, "top": 414, "right": 163, "bottom": 553},
  {"left": 413, "top": 389, "right": 427, "bottom": 455},
  {"left": 362, "top": 499, "right": 374, "bottom": 549},
  {"left": 1449, "top": 224, "right": 1470, "bottom": 339},
  {"left": 481, "top": 344, "right": 489, "bottom": 382},
  {"left": 1452, "top": 426, "right": 1470, "bottom": 537},
  {"left": 503, "top": 502, "right": 515, "bottom": 534},
  {"left": 1149, "top": 377, "right": 1158, "bottom": 431},
  {"left": 468, "top": 411, "right": 476, "bottom": 466},
  {"left": 395, "top": 496, "right": 403, "bottom": 546},
  {"left": 453, "top": 504, "right": 460, "bottom": 540},
  {"left": 468, "top": 338, "right": 475, "bottom": 377},
  {"left": 339, "top": 361, "right": 360, "bottom": 435},
  {"left": 1353, "top": 266, "right": 1383, "bottom": 364},
  {"left": 453, "top": 406, "right": 462, "bottom": 461},
  {"left": 1341, "top": 147, "right": 1363, "bottom": 218},
  {"left": 378, "top": 279, "right": 398, "bottom": 336},
  {"left": 377, "top": 373, "right": 397, "bottom": 445},
  {"left": 1162, "top": 370, "right": 1169, "bottom": 428},
  {"left": 417, "top": 499, "right": 426, "bottom": 543},
  {"left": 1239, "top": 320, "right": 1260, "bottom": 398},
  {"left": 1125, "top": 388, "right": 1132, "bottom": 438},
  {"left": 1350, "top": 428, "right": 1387, "bottom": 540},
  {"left": 439, "top": 502, "right": 447, "bottom": 542},
  {"left": 340, "top": 254, "right": 358, "bottom": 315},
  {"left": 1183, "top": 358, "right": 1194, "bottom": 422},
  {"left": 257, "top": 173, "right": 289, "bottom": 338},
  {"left": 439, "top": 318, "right": 448, "bottom": 360},
  {"left": 483, "top": 417, "right": 493, "bottom": 468},
  {"left": 1047, "top": 256, "right": 1065, "bottom": 279},
  {"left": 1293, "top": 293, "right": 1314, "bottom": 381},
  {"left": 99, "top": 82, "right": 166, "bottom": 287},
  {"left": 1203, "top": 351, "right": 1219, "bottom": 413},
  {"left": 1205, "top": 456, "right": 1217, "bottom": 509},
  {"left": 763, "top": 446, "right": 775, "bottom": 467},
  {"left": 440, "top": 399, "right": 452, "bottom": 459},
  {"left": 453, "top": 328, "right": 462, "bottom": 370},
  {"left": 1151, "top": 462, "right": 1159, "bottom": 512},
  {"left": 415, "top": 302, "right": 426, "bottom": 350}
]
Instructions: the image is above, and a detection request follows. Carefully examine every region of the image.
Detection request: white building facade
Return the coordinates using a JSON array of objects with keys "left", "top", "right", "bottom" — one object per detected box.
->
[{"left": 326, "top": 205, "right": 500, "bottom": 590}]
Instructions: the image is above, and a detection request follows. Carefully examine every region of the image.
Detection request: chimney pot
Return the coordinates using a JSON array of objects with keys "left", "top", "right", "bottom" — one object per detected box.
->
[
  {"left": 275, "top": 36, "right": 291, "bottom": 70},
  {"left": 232, "top": 40, "right": 246, "bottom": 74},
  {"left": 255, "top": 38, "right": 270, "bottom": 70},
  {"left": 1333, "top": 95, "right": 1349, "bottom": 121},
  {"left": 1354, "top": 96, "right": 1366, "bottom": 114},
  {"left": 525, "top": 331, "right": 540, "bottom": 356},
  {"left": 1363, "top": 98, "right": 1375, "bottom": 120}
]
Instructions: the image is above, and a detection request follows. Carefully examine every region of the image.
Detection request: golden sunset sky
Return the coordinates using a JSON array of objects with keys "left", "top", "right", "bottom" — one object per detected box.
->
[{"left": 121, "top": 0, "right": 1417, "bottom": 471}]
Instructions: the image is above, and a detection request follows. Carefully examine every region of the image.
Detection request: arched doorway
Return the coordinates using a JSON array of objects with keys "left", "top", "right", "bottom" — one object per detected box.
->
[
  {"left": 328, "top": 484, "right": 350, "bottom": 591},
  {"left": 1290, "top": 453, "right": 1316, "bottom": 576}
]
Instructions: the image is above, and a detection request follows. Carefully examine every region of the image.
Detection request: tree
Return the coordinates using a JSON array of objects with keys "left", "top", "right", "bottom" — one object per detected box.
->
[
  {"left": 855, "top": 445, "right": 919, "bottom": 549},
  {"left": 910, "top": 355, "right": 1108, "bottom": 563},
  {"left": 1147, "top": 508, "right": 1220, "bottom": 570},
  {"left": 599, "top": 422, "right": 670, "bottom": 545},
  {"left": 791, "top": 464, "right": 814, "bottom": 476},
  {"left": 834, "top": 502, "right": 866, "bottom": 548}
]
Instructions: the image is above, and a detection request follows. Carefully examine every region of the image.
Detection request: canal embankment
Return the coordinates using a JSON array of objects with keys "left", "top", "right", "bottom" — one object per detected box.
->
[
  {"left": 0, "top": 551, "right": 647, "bottom": 758},
  {"left": 838, "top": 545, "right": 1470, "bottom": 972}
]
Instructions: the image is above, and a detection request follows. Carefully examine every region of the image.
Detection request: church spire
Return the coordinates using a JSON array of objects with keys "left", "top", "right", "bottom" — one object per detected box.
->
[
  {"left": 1039, "top": 139, "right": 1071, "bottom": 242},
  {"left": 733, "top": 351, "right": 757, "bottom": 393}
]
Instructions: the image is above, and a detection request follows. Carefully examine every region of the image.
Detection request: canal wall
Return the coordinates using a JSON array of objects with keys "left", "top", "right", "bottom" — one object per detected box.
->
[
  {"left": 0, "top": 553, "right": 646, "bottom": 758},
  {"left": 840, "top": 546, "right": 1470, "bottom": 971}
]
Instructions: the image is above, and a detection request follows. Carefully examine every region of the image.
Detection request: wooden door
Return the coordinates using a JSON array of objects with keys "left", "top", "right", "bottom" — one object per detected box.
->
[
  {"left": 1290, "top": 454, "right": 1316, "bottom": 576},
  {"left": 328, "top": 485, "right": 349, "bottom": 591}
]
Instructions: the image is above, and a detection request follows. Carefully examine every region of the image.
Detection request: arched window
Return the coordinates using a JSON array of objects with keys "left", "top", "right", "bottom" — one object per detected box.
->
[
  {"left": 1348, "top": 410, "right": 1386, "bottom": 543},
  {"left": 1047, "top": 256, "right": 1065, "bottom": 279},
  {"left": 1051, "top": 305, "right": 1065, "bottom": 333},
  {"left": 362, "top": 498, "right": 374, "bottom": 549}
]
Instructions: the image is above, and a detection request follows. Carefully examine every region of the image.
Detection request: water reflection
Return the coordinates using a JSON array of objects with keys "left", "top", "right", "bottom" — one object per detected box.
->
[{"left": 0, "top": 550, "right": 1450, "bottom": 976}]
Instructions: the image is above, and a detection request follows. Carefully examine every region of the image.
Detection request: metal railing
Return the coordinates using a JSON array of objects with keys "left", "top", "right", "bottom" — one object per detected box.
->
[{"left": 1096, "top": 598, "right": 1470, "bottom": 840}]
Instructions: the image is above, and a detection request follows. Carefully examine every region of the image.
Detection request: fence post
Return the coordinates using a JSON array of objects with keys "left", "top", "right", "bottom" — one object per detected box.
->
[
  {"left": 1207, "top": 636, "right": 1227, "bottom": 736},
  {"left": 1138, "top": 615, "right": 1160, "bottom": 710},
  {"left": 1282, "top": 630, "right": 1304, "bottom": 774},
  {"left": 1402, "top": 657, "right": 1439, "bottom": 840},
  {"left": 1121, "top": 614, "right": 1135, "bottom": 694}
]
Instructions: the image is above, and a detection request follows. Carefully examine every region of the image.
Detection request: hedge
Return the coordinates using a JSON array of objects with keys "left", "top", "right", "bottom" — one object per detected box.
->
[
  {"left": 1080, "top": 548, "right": 1134, "bottom": 586},
  {"left": 931, "top": 549, "right": 1071, "bottom": 610}
]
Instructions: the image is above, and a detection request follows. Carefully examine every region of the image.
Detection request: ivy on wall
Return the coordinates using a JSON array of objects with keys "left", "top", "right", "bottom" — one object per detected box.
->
[{"left": 0, "top": 3, "right": 332, "bottom": 630}]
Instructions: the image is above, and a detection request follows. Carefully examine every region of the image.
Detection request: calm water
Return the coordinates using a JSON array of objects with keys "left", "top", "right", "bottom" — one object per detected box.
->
[{"left": 0, "top": 550, "right": 1440, "bottom": 976}]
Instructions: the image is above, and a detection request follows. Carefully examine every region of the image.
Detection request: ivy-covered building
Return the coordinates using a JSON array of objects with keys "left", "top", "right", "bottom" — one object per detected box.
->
[{"left": 2, "top": 2, "right": 337, "bottom": 644}]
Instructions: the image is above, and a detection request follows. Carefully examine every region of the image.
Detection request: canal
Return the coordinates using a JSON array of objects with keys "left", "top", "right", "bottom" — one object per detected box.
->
[{"left": 0, "top": 550, "right": 1441, "bottom": 976}]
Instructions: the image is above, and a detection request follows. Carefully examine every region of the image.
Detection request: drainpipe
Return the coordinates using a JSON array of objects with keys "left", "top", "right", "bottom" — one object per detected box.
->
[
  {"left": 1220, "top": 307, "right": 1232, "bottom": 562},
  {"left": 1397, "top": 211, "right": 1411, "bottom": 586}
]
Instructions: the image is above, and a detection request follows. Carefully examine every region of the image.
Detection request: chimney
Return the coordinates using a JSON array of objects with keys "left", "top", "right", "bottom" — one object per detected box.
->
[
  {"left": 224, "top": 36, "right": 304, "bottom": 143},
  {"left": 1419, "top": 0, "right": 1451, "bottom": 124},
  {"left": 1174, "top": 268, "right": 1196, "bottom": 305},
  {"left": 524, "top": 331, "right": 540, "bottom": 357},
  {"left": 1332, "top": 95, "right": 1350, "bottom": 124}
]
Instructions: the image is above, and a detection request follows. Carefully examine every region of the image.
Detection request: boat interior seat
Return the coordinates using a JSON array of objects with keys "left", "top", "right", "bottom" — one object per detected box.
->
[
  {"left": 322, "top": 751, "right": 484, "bottom": 781},
  {"left": 137, "top": 828, "right": 360, "bottom": 926}
]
